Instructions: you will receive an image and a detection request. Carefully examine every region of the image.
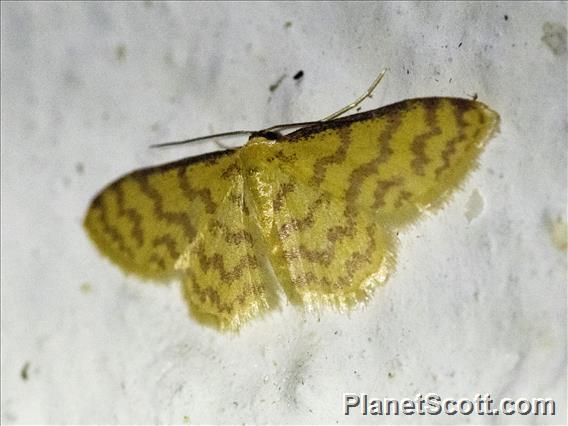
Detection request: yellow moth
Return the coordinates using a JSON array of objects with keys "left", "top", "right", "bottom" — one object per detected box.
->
[{"left": 84, "top": 74, "right": 500, "bottom": 330}]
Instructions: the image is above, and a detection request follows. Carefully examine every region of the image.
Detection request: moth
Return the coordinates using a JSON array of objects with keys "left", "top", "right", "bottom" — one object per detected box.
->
[{"left": 84, "top": 74, "right": 500, "bottom": 330}]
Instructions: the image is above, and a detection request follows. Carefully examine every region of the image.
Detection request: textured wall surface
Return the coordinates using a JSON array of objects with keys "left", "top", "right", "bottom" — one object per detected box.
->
[{"left": 1, "top": 2, "right": 566, "bottom": 424}]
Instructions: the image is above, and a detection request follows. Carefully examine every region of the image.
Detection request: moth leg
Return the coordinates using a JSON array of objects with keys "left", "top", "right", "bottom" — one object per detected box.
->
[{"left": 322, "top": 69, "right": 387, "bottom": 121}]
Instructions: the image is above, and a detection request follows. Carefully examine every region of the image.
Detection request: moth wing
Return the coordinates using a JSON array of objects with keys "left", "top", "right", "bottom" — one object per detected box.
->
[
  {"left": 179, "top": 176, "right": 278, "bottom": 330},
  {"left": 84, "top": 151, "right": 239, "bottom": 280},
  {"left": 273, "top": 97, "right": 499, "bottom": 228},
  {"left": 257, "top": 167, "right": 396, "bottom": 309}
]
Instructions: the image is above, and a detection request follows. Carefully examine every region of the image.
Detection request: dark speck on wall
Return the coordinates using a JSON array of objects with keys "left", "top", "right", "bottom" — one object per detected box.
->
[
  {"left": 269, "top": 74, "right": 286, "bottom": 93},
  {"left": 21, "top": 362, "right": 30, "bottom": 381},
  {"left": 542, "top": 22, "right": 567, "bottom": 56},
  {"left": 115, "top": 44, "right": 127, "bottom": 62},
  {"left": 75, "top": 162, "right": 84, "bottom": 175},
  {"left": 293, "top": 70, "right": 304, "bottom": 80},
  {"left": 504, "top": 15, "right": 509, "bottom": 21}
]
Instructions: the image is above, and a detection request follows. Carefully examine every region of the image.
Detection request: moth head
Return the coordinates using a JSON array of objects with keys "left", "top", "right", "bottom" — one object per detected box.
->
[{"left": 247, "top": 130, "right": 284, "bottom": 145}]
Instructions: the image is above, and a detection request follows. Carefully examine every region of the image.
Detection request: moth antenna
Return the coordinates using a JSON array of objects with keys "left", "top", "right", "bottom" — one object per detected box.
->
[
  {"left": 263, "top": 120, "right": 325, "bottom": 132},
  {"left": 322, "top": 68, "right": 387, "bottom": 121},
  {"left": 152, "top": 122, "right": 325, "bottom": 150},
  {"left": 150, "top": 130, "right": 253, "bottom": 149},
  {"left": 151, "top": 69, "right": 387, "bottom": 149}
]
